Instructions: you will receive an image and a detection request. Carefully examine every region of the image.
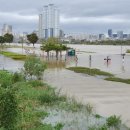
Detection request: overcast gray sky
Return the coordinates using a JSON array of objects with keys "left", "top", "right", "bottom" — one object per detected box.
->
[{"left": 0, "top": 0, "right": 129, "bottom": 34}]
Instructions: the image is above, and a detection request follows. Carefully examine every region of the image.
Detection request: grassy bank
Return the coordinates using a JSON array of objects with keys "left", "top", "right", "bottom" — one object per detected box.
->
[
  {"left": 126, "top": 49, "right": 130, "bottom": 53},
  {"left": 67, "top": 67, "right": 130, "bottom": 85},
  {"left": 105, "top": 77, "right": 130, "bottom": 84},
  {"left": 0, "top": 44, "right": 33, "bottom": 49},
  {"left": 0, "top": 70, "right": 66, "bottom": 129},
  {"left": 15, "top": 81, "right": 66, "bottom": 129},
  {"left": 0, "top": 70, "right": 129, "bottom": 130},
  {"left": 67, "top": 67, "right": 114, "bottom": 77},
  {"left": 0, "top": 51, "right": 26, "bottom": 60}
]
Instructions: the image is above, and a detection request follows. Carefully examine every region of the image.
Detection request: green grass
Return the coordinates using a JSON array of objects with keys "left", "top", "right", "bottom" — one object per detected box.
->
[
  {"left": 67, "top": 67, "right": 130, "bottom": 85},
  {"left": 105, "top": 77, "right": 130, "bottom": 84},
  {"left": 14, "top": 81, "right": 65, "bottom": 130},
  {"left": 0, "top": 70, "right": 129, "bottom": 130},
  {"left": 0, "top": 51, "right": 26, "bottom": 60},
  {"left": 126, "top": 49, "right": 130, "bottom": 53},
  {"left": 0, "top": 44, "right": 33, "bottom": 49},
  {"left": 67, "top": 67, "right": 114, "bottom": 77},
  {"left": 0, "top": 69, "right": 65, "bottom": 130}
]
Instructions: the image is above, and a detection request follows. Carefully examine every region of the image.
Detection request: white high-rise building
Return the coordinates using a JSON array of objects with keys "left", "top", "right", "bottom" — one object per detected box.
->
[
  {"left": 2, "top": 24, "right": 12, "bottom": 36},
  {"left": 38, "top": 4, "right": 60, "bottom": 39},
  {"left": 38, "top": 14, "right": 43, "bottom": 39},
  {"left": 117, "top": 31, "right": 123, "bottom": 39}
]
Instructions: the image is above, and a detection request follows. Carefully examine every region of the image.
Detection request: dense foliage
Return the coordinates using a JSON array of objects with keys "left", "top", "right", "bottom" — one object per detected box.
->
[
  {"left": 41, "top": 38, "right": 68, "bottom": 59},
  {"left": 27, "top": 33, "right": 38, "bottom": 46},
  {"left": 23, "top": 56, "right": 46, "bottom": 80},
  {"left": 0, "top": 88, "right": 18, "bottom": 130},
  {"left": 4, "top": 33, "right": 13, "bottom": 43},
  {"left": 0, "top": 71, "right": 18, "bottom": 130},
  {"left": 0, "top": 36, "right": 5, "bottom": 46}
]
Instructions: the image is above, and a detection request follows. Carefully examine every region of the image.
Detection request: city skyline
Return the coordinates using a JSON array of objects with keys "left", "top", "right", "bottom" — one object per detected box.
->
[{"left": 0, "top": 0, "right": 129, "bottom": 34}]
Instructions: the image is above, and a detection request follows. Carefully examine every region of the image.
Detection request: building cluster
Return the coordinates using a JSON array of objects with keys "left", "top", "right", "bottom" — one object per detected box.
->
[
  {"left": 0, "top": 24, "right": 28, "bottom": 43},
  {"left": 1, "top": 4, "right": 130, "bottom": 43},
  {"left": 108, "top": 29, "right": 130, "bottom": 40},
  {"left": 63, "top": 29, "right": 130, "bottom": 42},
  {"left": 63, "top": 33, "right": 100, "bottom": 42}
]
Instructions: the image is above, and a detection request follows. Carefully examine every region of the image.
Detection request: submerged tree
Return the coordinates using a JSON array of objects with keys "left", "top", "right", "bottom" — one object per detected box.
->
[{"left": 41, "top": 38, "right": 68, "bottom": 59}]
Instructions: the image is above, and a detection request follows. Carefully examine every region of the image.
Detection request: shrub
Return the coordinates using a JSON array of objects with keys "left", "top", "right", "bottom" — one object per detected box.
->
[
  {"left": 54, "top": 123, "right": 64, "bottom": 130},
  {"left": 0, "top": 88, "right": 18, "bottom": 130},
  {"left": 0, "top": 70, "right": 13, "bottom": 88},
  {"left": 23, "top": 56, "right": 46, "bottom": 80},
  {"left": 98, "top": 125, "right": 108, "bottom": 130},
  {"left": 12, "top": 72, "right": 25, "bottom": 83},
  {"left": 38, "top": 88, "right": 65, "bottom": 105},
  {"left": 107, "top": 115, "right": 121, "bottom": 129},
  {"left": 27, "top": 80, "right": 44, "bottom": 88}
]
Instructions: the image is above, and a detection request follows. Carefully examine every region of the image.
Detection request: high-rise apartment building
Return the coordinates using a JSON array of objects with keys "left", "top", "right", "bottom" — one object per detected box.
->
[
  {"left": 38, "top": 14, "right": 43, "bottom": 39},
  {"left": 108, "top": 29, "right": 113, "bottom": 37},
  {"left": 117, "top": 31, "right": 123, "bottom": 39},
  {"left": 2, "top": 24, "right": 12, "bottom": 36},
  {"left": 38, "top": 4, "right": 60, "bottom": 39}
]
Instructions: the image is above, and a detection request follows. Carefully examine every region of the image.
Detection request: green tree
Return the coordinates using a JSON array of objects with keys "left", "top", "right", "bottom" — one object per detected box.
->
[
  {"left": 23, "top": 56, "right": 46, "bottom": 80},
  {"left": 0, "top": 36, "right": 5, "bottom": 46},
  {"left": 4, "top": 33, "right": 13, "bottom": 43},
  {"left": 27, "top": 33, "right": 38, "bottom": 47}
]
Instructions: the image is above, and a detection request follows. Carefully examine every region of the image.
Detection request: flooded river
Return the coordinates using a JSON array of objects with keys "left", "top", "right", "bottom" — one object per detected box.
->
[{"left": 1, "top": 44, "right": 130, "bottom": 127}]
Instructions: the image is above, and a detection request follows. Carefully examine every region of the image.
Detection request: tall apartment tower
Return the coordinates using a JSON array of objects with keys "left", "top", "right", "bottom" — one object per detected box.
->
[
  {"left": 2, "top": 24, "right": 12, "bottom": 36},
  {"left": 38, "top": 4, "right": 60, "bottom": 39},
  {"left": 108, "top": 29, "right": 113, "bottom": 38},
  {"left": 38, "top": 14, "right": 43, "bottom": 39}
]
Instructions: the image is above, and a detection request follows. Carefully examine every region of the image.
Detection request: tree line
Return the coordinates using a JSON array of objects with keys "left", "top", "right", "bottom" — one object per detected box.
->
[{"left": 68, "top": 39, "right": 130, "bottom": 45}]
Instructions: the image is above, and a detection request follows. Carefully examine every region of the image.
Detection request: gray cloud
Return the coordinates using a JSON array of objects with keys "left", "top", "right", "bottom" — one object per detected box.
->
[{"left": 0, "top": 0, "right": 129, "bottom": 34}]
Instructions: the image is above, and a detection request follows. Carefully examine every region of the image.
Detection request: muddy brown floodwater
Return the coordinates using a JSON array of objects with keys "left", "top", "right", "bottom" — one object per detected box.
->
[{"left": 1, "top": 44, "right": 130, "bottom": 127}]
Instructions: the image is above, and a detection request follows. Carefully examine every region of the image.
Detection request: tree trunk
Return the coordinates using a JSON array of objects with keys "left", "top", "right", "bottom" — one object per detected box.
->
[
  {"left": 47, "top": 51, "right": 49, "bottom": 60},
  {"left": 56, "top": 51, "right": 59, "bottom": 60},
  {"left": 60, "top": 51, "right": 62, "bottom": 58}
]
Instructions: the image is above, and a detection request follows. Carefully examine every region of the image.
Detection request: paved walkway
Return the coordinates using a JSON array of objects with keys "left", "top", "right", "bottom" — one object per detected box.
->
[{"left": 44, "top": 69, "right": 130, "bottom": 127}]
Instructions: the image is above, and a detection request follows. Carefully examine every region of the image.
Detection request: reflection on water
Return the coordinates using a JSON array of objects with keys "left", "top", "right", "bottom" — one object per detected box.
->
[
  {"left": 0, "top": 54, "right": 24, "bottom": 72},
  {"left": 46, "top": 60, "right": 66, "bottom": 69}
]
